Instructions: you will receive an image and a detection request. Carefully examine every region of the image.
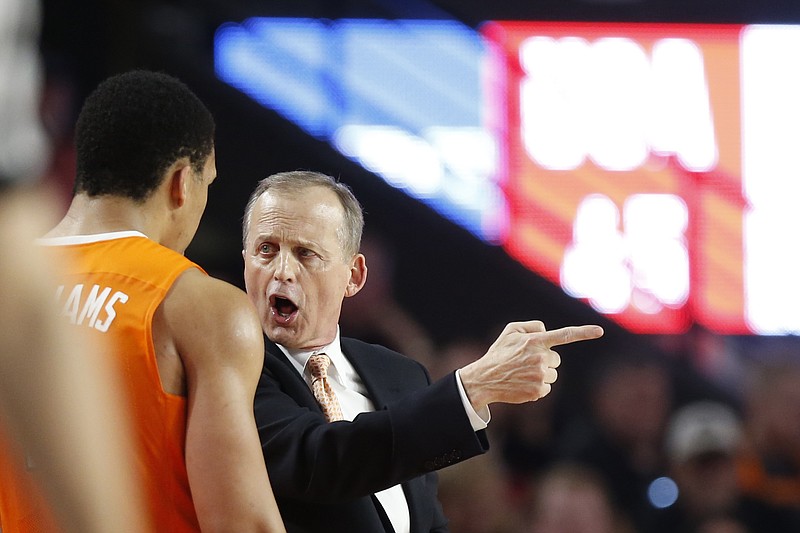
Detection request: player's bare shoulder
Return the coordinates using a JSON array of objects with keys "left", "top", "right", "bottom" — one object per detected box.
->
[{"left": 163, "top": 268, "right": 264, "bottom": 369}]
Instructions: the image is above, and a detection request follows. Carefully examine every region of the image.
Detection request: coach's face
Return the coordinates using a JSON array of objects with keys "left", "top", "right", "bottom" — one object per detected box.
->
[{"left": 243, "top": 186, "right": 366, "bottom": 350}]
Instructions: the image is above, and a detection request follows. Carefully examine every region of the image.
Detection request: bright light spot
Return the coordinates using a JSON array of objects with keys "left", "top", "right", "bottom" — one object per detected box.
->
[
  {"left": 649, "top": 38, "right": 717, "bottom": 171},
  {"left": 562, "top": 195, "right": 631, "bottom": 313},
  {"left": 333, "top": 125, "right": 443, "bottom": 196},
  {"left": 521, "top": 34, "right": 717, "bottom": 173},
  {"left": 624, "top": 194, "right": 689, "bottom": 307},
  {"left": 520, "top": 36, "right": 590, "bottom": 170},
  {"left": 424, "top": 126, "right": 497, "bottom": 184},
  {"left": 648, "top": 477, "right": 679, "bottom": 509},
  {"left": 742, "top": 25, "right": 800, "bottom": 334},
  {"left": 563, "top": 193, "right": 689, "bottom": 313},
  {"left": 586, "top": 38, "right": 649, "bottom": 171}
]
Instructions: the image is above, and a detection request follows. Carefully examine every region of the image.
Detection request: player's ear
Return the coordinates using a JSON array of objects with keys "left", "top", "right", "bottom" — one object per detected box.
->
[
  {"left": 345, "top": 254, "right": 367, "bottom": 298},
  {"left": 168, "top": 159, "right": 192, "bottom": 208}
]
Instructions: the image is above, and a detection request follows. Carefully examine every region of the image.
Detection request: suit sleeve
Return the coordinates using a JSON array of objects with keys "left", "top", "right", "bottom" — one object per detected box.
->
[{"left": 254, "top": 351, "right": 489, "bottom": 504}]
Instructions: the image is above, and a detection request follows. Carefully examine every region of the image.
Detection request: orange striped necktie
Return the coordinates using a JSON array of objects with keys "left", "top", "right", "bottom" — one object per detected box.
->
[{"left": 308, "top": 353, "right": 344, "bottom": 422}]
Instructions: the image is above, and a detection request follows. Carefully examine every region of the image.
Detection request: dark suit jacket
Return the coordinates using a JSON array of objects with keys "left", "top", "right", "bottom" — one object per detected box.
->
[{"left": 254, "top": 336, "right": 489, "bottom": 533}]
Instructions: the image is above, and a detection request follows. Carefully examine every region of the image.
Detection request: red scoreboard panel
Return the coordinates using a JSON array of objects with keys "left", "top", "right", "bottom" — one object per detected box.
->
[{"left": 483, "top": 21, "right": 749, "bottom": 334}]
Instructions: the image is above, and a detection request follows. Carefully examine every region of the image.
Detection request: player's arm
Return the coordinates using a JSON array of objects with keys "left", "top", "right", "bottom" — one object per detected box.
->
[{"left": 168, "top": 270, "right": 285, "bottom": 533}]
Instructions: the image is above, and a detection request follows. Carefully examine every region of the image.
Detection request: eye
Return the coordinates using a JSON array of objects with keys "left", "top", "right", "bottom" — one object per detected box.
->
[
  {"left": 298, "top": 248, "right": 316, "bottom": 258},
  {"left": 258, "top": 242, "right": 276, "bottom": 255}
]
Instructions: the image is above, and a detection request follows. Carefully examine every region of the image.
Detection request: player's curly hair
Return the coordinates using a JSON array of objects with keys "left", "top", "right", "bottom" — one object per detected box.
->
[{"left": 74, "top": 70, "right": 215, "bottom": 201}]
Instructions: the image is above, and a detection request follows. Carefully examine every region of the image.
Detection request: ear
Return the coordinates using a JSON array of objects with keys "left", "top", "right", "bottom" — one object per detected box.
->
[
  {"left": 168, "top": 160, "right": 193, "bottom": 208},
  {"left": 344, "top": 254, "right": 368, "bottom": 298}
]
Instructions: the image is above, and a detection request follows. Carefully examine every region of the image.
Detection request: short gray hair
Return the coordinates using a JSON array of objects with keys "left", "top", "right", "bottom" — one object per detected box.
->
[{"left": 242, "top": 170, "right": 364, "bottom": 258}]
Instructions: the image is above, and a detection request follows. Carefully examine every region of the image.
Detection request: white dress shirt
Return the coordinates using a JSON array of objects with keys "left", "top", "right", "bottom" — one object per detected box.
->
[{"left": 278, "top": 327, "right": 489, "bottom": 533}]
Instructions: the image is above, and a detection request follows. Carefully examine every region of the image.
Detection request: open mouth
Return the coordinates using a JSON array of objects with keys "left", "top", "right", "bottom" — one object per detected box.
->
[{"left": 270, "top": 295, "right": 298, "bottom": 324}]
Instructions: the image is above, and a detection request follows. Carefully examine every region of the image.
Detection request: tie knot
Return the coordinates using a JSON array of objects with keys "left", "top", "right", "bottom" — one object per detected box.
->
[{"left": 308, "top": 353, "right": 332, "bottom": 379}]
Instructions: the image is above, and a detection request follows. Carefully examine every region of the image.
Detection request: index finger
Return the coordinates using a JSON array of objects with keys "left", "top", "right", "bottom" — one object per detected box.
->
[{"left": 539, "top": 325, "right": 604, "bottom": 348}]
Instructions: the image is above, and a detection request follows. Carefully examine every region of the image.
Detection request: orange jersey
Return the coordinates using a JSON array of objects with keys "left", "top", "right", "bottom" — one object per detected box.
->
[{"left": 0, "top": 231, "right": 205, "bottom": 532}]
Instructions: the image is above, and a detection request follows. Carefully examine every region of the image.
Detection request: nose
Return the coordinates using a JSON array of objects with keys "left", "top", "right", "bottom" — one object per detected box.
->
[{"left": 273, "top": 251, "right": 298, "bottom": 282}]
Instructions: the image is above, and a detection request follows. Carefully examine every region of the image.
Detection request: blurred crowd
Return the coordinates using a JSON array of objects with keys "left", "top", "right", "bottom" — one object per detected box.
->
[{"left": 340, "top": 233, "right": 800, "bottom": 533}]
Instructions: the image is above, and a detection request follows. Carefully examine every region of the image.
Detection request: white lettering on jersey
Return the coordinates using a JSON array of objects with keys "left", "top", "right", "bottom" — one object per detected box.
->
[{"left": 56, "top": 283, "right": 129, "bottom": 332}]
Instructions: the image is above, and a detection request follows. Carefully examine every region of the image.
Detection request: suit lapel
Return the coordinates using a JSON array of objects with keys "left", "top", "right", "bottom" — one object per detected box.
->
[
  {"left": 264, "top": 337, "right": 320, "bottom": 410},
  {"left": 342, "top": 339, "right": 408, "bottom": 409},
  {"left": 265, "top": 338, "right": 303, "bottom": 378}
]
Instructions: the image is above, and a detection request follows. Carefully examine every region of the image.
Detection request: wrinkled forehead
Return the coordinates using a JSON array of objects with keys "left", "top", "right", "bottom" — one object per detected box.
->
[
  {"left": 248, "top": 188, "right": 345, "bottom": 242},
  {"left": 260, "top": 187, "right": 344, "bottom": 219}
]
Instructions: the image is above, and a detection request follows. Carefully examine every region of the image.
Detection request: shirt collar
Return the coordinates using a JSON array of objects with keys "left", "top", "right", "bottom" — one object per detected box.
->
[
  {"left": 36, "top": 230, "right": 148, "bottom": 246},
  {"left": 276, "top": 328, "right": 349, "bottom": 385}
]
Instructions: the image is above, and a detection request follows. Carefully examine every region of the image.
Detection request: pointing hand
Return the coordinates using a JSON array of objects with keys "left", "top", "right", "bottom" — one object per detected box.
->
[{"left": 459, "top": 321, "right": 604, "bottom": 411}]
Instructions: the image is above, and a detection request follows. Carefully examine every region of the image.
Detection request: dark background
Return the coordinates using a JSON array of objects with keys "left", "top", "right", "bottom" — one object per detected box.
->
[{"left": 37, "top": 0, "right": 800, "bottom": 379}]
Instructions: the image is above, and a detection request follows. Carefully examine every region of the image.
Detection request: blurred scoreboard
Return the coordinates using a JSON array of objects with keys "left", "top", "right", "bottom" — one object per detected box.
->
[{"left": 216, "top": 19, "right": 800, "bottom": 335}]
